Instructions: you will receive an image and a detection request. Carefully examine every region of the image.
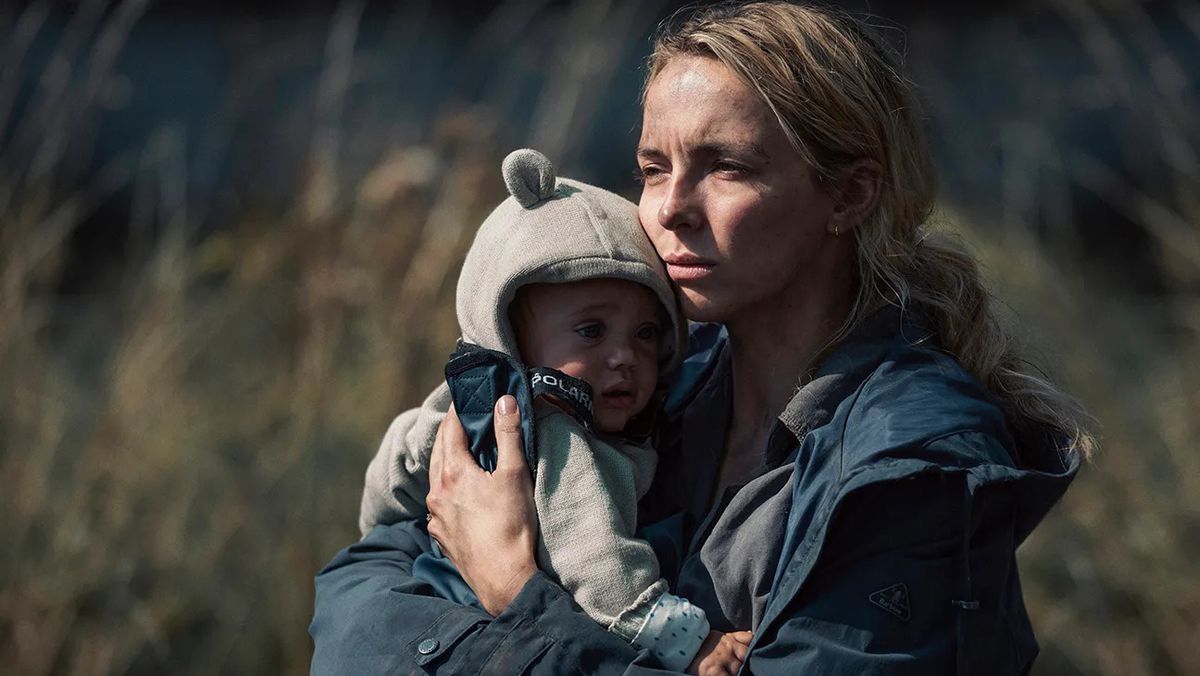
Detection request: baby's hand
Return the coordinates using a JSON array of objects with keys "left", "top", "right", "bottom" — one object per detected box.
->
[{"left": 687, "top": 630, "right": 752, "bottom": 676}]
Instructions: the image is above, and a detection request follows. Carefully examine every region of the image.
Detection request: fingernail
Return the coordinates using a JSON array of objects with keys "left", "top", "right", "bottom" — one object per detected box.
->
[{"left": 498, "top": 395, "right": 514, "bottom": 416}]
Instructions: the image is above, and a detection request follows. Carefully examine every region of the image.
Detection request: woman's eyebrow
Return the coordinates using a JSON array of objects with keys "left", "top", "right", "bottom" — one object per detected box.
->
[
  {"left": 636, "top": 142, "right": 770, "bottom": 162},
  {"left": 695, "top": 141, "right": 770, "bottom": 162},
  {"left": 635, "top": 146, "right": 663, "bottom": 160}
]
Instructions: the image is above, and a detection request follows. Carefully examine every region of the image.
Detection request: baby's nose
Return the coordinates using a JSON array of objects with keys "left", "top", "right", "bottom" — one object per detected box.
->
[{"left": 606, "top": 342, "right": 636, "bottom": 370}]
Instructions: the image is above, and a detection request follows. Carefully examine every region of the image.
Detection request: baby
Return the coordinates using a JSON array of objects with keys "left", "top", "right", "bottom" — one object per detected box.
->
[{"left": 359, "top": 149, "right": 749, "bottom": 673}]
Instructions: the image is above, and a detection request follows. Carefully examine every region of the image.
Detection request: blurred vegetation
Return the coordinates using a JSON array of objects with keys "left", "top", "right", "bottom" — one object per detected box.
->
[{"left": 0, "top": 1, "right": 1196, "bottom": 674}]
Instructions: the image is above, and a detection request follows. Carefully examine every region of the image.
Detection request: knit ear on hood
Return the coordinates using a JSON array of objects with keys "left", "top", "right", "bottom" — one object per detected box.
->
[
  {"left": 502, "top": 150, "right": 556, "bottom": 208},
  {"left": 455, "top": 148, "right": 686, "bottom": 375}
]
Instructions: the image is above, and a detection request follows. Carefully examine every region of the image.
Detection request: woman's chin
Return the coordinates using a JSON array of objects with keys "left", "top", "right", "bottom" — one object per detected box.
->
[{"left": 678, "top": 289, "right": 731, "bottom": 324}]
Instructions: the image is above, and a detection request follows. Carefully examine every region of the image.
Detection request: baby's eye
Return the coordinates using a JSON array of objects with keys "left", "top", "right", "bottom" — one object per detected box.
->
[
  {"left": 636, "top": 323, "right": 661, "bottom": 341},
  {"left": 575, "top": 322, "right": 605, "bottom": 340}
]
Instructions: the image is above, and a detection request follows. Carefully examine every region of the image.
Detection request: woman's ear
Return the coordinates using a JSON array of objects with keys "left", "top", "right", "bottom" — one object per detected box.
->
[{"left": 826, "top": 158, "right": 883, "bottom": 236}]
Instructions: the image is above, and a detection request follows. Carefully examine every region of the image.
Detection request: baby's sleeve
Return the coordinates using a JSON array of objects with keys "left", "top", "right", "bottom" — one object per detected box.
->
[
  {"left": 358, "top": 382, "right": 451, "bottom": 536},
  {"left": 533, "top": 410, "right": 710, "bottom": 671}
]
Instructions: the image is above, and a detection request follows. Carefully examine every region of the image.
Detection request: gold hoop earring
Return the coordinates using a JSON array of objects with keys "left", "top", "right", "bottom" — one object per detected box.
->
[{"left": 834, "top": 224, "right": 840, "bottom": 237}]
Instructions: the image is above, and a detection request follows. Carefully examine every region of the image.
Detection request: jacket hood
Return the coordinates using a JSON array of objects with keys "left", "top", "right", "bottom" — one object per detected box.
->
[
  {"left": 824, "top": 307, "right": 1080, "bottom": 543},
  {"left": 455, "top": 148, "right": 686, "bottom": 374}
]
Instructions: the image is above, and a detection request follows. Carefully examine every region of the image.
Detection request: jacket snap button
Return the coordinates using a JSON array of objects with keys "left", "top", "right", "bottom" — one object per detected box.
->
[{"left": 417, "top": 638, "right": 439, "bottom": 655}]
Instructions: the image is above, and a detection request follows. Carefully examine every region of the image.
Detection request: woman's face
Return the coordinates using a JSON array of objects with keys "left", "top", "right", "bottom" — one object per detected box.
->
[{"left": 637, "top": 55, "right": 842, "bottom": 324}]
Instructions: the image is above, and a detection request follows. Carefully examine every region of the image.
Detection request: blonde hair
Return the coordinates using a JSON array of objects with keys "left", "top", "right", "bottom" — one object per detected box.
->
[{"left": 646, "top": 1, "right": 1095, "bottom": 459}]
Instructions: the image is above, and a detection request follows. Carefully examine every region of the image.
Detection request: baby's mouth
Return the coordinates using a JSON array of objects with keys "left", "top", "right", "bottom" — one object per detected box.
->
[{"left": 599, "top": 385, "right": 637, "bottom": 410}]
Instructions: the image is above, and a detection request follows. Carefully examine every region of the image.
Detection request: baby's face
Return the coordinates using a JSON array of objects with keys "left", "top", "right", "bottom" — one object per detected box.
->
[{"left": 512, "top": 279, "right": 662, "bottom": 434}]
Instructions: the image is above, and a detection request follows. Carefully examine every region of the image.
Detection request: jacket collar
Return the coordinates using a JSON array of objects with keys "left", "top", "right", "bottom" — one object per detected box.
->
[{"left": 769, "top": 305, "right": 926, "bottom": 466}]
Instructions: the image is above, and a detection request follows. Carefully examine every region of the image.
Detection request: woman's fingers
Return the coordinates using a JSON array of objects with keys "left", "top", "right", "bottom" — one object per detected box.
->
[
  {"left": 727, "top": 633, "right": 751, "bottom": 661},
  {"left": 428, "top": 404, "right": 464, "bottom": 523},
  {"left": 421, "top": 394, "right": 538, "bottom": 615},
  {"left": 440, "top": 403, "right": 467, "bottom": 460},
  {"left": 720, "top": 633, "right": 748, "bottom": 662},
  {"left": 427, "top": 405, "right": 453, "bottom": 485},
  {"left": 493, "top": 395, "right": 527, "bottom": 474},
  {"left": 431, "top": 404, "right": 474, "bottom": 485}
]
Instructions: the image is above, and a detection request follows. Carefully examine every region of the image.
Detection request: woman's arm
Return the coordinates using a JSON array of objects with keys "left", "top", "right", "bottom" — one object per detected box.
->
[
  {"left": 747, "top": 457, "right": 1034, "bottom": 674},
  {"left": 310, "top": 519, "right": 656, "bottom": 674},
  {"left": 311, "top": 397, "right": 679, "bottom": 675},
  {"left": 310, "top": 519, "right": 490, "bottom": 673}
]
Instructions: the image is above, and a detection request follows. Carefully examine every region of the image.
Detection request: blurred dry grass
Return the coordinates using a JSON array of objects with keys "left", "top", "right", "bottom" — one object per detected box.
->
[{"left": 0, "top": 1, "right": 1197, "bottom": 674}]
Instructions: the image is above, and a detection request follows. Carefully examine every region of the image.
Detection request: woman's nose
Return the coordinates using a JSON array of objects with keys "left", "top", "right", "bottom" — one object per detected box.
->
[{"left": 657, "top": 177, "right": 700, "bottom": 231}]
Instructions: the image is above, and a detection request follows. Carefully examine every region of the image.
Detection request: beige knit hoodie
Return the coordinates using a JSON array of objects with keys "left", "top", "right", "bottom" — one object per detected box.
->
[{"left": 358, "top": 150, "right": 710, "bottom": 670}]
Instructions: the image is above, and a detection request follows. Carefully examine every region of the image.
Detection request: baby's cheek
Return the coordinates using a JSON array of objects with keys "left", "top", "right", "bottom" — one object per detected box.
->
[
  {"left": 637, "top": 343, "right": 659, "bottom": 367},
  {"left": 548, "top": 358, "right": 595, "bottom": 383},
  {"left": 639, "top": 349, "right": 660, "bottom": 380}
]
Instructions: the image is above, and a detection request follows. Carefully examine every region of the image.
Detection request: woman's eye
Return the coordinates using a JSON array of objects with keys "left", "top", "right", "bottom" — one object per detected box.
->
[
  {"left": 636, "top": 324, "right": 661, "bottom": 341},
  {"left": 575, "top": 323, "right": 604, "bottom": 339},
  {"left": 635, "top": 165, "right": 666, "bottom": 184},
  {"left": 713, "top": 161, "right": 748, "bottom": 176}
]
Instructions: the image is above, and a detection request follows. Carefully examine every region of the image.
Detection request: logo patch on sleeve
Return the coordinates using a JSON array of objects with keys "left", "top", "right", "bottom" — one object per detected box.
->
[{"left": 869, "top": 583, "right": 911, "bottom": 622}]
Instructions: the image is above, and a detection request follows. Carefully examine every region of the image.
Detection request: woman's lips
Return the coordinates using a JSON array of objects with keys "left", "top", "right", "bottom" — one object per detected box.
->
[{"left": 663, "top": 253, "right": 716, "bottom": 282}]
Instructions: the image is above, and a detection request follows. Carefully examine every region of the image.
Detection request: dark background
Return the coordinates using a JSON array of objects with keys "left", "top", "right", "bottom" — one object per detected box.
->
[{"left": 2, "top": 1, "right": 1197, "bottom": 674}]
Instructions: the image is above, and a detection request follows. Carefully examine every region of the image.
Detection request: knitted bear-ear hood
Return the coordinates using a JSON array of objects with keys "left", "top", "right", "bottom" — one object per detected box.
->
[{"left": 456, "top": 148, "right": 685, "bottom": 374}]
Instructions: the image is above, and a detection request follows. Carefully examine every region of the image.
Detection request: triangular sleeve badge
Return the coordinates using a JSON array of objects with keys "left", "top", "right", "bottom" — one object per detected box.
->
[{"left": 869, "top": 583, "right": 911, "bottom": 622}]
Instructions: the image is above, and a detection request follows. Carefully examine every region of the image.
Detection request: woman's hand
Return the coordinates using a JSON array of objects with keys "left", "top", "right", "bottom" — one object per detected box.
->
[
  {"left": 426, "top": 395, "right": 539, "bottom": 616},
  {"left": 688, "top": 631, "right": 752, "bottom": 676}
]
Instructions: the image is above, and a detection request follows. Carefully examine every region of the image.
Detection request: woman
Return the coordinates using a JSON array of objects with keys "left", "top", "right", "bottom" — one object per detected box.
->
[{"left": 310, "top": 3, "right": 1093, "bottom": 673}]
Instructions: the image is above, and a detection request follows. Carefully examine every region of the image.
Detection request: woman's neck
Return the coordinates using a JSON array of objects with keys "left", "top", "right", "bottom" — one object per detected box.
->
[
  {"left": 721, "top": 255, "right": 856, "bottom": 476},
  {"left": 726, "top": 298, "right": 844, "bottom": 434}
]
